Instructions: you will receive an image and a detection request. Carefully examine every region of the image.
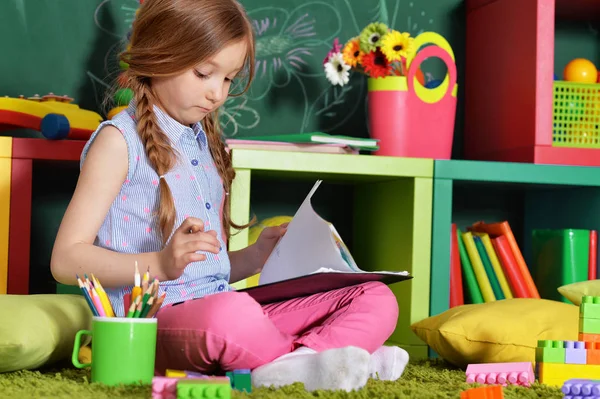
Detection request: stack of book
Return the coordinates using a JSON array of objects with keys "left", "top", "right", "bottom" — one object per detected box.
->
[
  {"left": 225, "top": 132, "right": 379, "bottom": 155},
  {"left": 450, "top": 221, "right": 598, "bottom": 306}
]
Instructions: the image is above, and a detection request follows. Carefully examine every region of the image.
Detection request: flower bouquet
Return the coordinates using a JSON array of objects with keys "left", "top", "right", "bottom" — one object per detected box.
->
[
  {"left": 322, "top": 26, "right": 458, "bottom": 160},
  {"left": 323, "top": 22, "right": 420, "bottom": 86}
]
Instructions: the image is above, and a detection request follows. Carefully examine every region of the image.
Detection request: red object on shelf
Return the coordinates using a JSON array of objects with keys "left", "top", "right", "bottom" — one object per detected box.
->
[
  {"left": 7, "top": 138, "right": 84, "bottom": 294},
  {"left": 464, "top": 0, "right": 600, "bottom": 167}
]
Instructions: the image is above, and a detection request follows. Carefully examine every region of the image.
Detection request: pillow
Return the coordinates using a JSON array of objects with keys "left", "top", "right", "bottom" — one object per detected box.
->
[
  {"left": 0, "top": 294, "right": 92, "bottom": 373},
  {"left": 558, "top": 280, "right": 600, "bottom": 305},
  {"left": 410, "top": 298, "right": 579, "bottom": 368}
]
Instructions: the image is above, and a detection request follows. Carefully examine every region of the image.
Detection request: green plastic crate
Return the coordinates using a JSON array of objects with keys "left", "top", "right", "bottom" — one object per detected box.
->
[
  {"left": 531, "top": 228, "right": 590, "bottom": 302},
  {"left": 553, "top": 81, "right": 600, "bottom": 148}
]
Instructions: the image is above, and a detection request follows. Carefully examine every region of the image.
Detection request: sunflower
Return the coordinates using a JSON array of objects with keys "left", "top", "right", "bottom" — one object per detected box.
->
[
  {"left": 380, "top": 30, "right": 415, "bottom": 62},
  {"left": 342, "top": 38, "right": 364, "bottom": 67},
  {"left": 359, "top": 22, "right": 389, "bottom": 53},
  {"left": 361, "top": 49, "right": 392, "bottom": 79}
]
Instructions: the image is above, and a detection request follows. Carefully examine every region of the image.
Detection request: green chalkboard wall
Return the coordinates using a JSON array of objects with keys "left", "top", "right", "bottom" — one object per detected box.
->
[{"left": 0, "top": 0, "right": 466, "bottom": 154}]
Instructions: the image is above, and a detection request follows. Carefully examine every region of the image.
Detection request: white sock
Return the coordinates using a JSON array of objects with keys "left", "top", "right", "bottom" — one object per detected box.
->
[
  {"left": 252, "top": 346, "right": 370, "bottom": 392},
  {"left": 369, "top": 346, "right": 409, "bottom": 381}
]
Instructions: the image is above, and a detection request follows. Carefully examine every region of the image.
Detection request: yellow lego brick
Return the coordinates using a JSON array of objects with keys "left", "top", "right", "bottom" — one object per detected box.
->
[
  {"left": 0, "top": 137, "right": 12, "bottom": 295},
  {"left": 165, "top": 369, "right": 186, "bottom": 378},
  {"left": 538, "top": 362, "right": 600, "bottom": 386}
]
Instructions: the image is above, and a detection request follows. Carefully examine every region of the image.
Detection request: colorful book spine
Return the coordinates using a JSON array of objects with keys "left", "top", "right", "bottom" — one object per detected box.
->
[
  {"left": 475, "top": 233, "right": 513, "bottom": 299},
  {"left": 473, "top": 235, "right": 504, "bottom": 300},
  {"left": 491, "top": 236, "right": 530, "bottom": 298},
  {"left": 450, "top": 224, "right": 464, "bottom": 307},
  {"left": 462, "top": 231, "right": 496, "bottom": 302},
  {"left": 456, "top": 228, "right": 484, "bottom": 304},
  {"left": 590, "top": 230, "right": 597, "bottom": 280}
]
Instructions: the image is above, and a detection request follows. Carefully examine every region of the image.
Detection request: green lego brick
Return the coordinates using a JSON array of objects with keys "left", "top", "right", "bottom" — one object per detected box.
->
[
  {"left": 581, "top": 297, "right": 600, "bottom": 320},
  {"left": 177, "top": 379, "right": 231, "bottom": 399},
  {"left": 536, "top": 340, "right": 566, "bottom": 364},
  {"left": 580, "top": 317, "right": 600, "bottom": 334},
  {"left": 227, "top": 370, "right": 251, "bottom": 393}
]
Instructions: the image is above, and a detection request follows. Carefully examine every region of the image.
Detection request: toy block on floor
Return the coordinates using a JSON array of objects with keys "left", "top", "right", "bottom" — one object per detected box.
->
[
  {"left": 581, "top": 296, "right": 600, "bottom": 319},
  {"left": 561, "top": 378, "right": 600, "bottom": 398},
  {"left": 460, "top": 385, "right": 504, "bottom": 399},
  {"left": 586, "top": 342, "right": 600, "bottom": 365},
  {"left": 152, "top": 377, "right": 178, "bottom": 399},
  {"left": 465, "top": 362, "right": 533, "bottom": 386},
  {"left": 226, "top": 369, "right": 251, "bottom": 393},
  {"left": 536, "top": 340, "right": 566, "bottom": 363},
  {"left": 539, "top": 363, "right": 600, "bottom": 387},
  {"left": 565, "top": 341, "right": 587, "bottom": 364},
  {"left": 580, "top": 333, "right": 600, "bottom": 343},
  {"left": 176, "top": 378, "right": 231, "bottom": 399}
]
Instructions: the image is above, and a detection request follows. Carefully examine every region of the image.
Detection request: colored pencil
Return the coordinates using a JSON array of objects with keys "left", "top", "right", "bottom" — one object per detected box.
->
[
  {"left": 92, "top": 274, "right": 115, "bottom": 317},
  {"left": 147, "top": 292, "right": 165, "bottom": 318},
  {"left": 141, "top": 267, "right": 150, "bottom": 294},
  {"left": 127, "top": 296, "right": 140, "bottom": 318},
  {"left": 132, "top": 296, "right": 144, "bottom": 318},
  {"left": 77, "top": 275, "right": 99, "bottom": 316},
  {"left": 131, "top": 261, "right": 142, "bottom": 306},
  {"left": 140, "top": 296, "right": 154, "bottom": 318},
  {"left": 90, "top": 287, "right": 107, "bottom": 317}
]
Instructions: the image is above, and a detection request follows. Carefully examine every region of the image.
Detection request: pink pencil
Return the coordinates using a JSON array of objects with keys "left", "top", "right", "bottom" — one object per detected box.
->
[{"left": 91, "top": 288, "right": 106, "bottom": 317}]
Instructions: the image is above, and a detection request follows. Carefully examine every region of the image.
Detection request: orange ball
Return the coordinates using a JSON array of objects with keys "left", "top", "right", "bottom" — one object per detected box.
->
[
  {"left": 416, "top": 68, "right": 425, "bottom": 86},
  {"left": 563, "top": 58, "right": 598, "bottom": 83}
]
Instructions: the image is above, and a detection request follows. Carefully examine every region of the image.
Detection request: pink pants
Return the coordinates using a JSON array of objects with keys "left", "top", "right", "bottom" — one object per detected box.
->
[{"left": 154, "top": 281, "right": 399, "bottom": 374}]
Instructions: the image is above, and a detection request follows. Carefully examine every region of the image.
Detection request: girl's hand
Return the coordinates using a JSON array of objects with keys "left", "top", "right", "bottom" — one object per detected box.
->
[
  {"left": 158, "top": 217, "right": 220, "bottom": 280},
  {"left": 254, "top": 223, "right": 288, "bottom": 272}
]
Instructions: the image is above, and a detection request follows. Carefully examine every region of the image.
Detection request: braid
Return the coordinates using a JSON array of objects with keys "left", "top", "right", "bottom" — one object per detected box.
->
[
  {"left": 133, "top": 78, "right": 177, "bottom": 244},
  {"left": 203, "top": 110, "right": 254, "bottom": 239}
]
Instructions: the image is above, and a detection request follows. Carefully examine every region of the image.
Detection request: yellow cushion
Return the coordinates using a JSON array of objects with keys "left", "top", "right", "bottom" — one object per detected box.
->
[
  {"left": 0, "top": 294, "right": 92, "bottom": 373},
  {"left": 558, "top": 280, "right": 600, "bottom": 305},
  {"left": 410, "top": 298, "right": 579, "bottom": 368}
]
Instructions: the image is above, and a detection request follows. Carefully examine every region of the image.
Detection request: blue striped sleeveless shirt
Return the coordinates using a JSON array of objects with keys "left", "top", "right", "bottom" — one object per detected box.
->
[{"left": 81, "top": 102, "right": 233, "bottom": 317}]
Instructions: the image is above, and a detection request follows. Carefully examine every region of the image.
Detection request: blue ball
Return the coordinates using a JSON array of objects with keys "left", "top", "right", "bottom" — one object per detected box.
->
[{"left": 425, "top": 79, "right": 442, "bottom": 89}]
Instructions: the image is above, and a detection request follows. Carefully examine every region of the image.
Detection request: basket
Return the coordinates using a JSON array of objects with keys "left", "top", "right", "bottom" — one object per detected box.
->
[
  {"left": 367, "top": 32, "right": 458, "bottom": 159},
  {"left": 552, "top": 81, "right": 600, "bottom": 148}
]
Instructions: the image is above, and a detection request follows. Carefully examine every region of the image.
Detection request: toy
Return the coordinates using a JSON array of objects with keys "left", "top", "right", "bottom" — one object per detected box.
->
[
  {"left": 460, "top": 385, "right": 504, "bottom": 399},
  {"left": 563, "top": 58, "right": 598, "bottom": 84},
  {"left": 177, "top": 378, "right": 231, "bottom": 399},
  {"left": 561, "top": 378, "right": 600, "bottom": 398},
  {"left": 0, "top": 93, "right": 103, "bottom": 140},
  {"left": 226, "top": 369, "right": 251, "bottom": 393},
  {"left": 537, "top": 296, "right": 600, "bottom": 386},
  {"left": 465, "top": 362, "right": 533, "bottom": 387}
]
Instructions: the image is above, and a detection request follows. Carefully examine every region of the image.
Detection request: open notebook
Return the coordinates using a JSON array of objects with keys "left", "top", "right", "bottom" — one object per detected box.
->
[{"left": 239, "top": 180, "right": 412, "bottom": 304}]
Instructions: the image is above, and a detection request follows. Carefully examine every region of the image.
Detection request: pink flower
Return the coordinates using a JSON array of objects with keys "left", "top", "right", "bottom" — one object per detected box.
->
[{"left": 323, "top": 38, "right": 342, "bottom": 65}]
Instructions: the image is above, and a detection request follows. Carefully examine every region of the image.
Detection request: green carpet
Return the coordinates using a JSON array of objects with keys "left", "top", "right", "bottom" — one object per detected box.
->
[{"left": 0, "top": 359, "right": 563, "bottom": 398}]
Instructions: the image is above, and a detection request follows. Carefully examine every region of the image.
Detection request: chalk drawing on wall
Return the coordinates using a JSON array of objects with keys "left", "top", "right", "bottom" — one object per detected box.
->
[{"left": 85, "top": 0, "right": 436, "bottom": 137}]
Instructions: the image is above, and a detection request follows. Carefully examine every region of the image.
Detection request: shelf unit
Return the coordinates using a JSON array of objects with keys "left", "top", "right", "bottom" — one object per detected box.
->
[
  {"left": 430, "top": 159, "right": 600, "bottom": 320},
  {"left": 464, "top": 0, "right": 600, "bottom": 166},
  {"left": 228, "top": 149, "right": 434, "bottom": 359}
]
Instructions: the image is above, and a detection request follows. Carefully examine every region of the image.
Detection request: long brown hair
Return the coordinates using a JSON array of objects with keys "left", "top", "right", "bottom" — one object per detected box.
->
[{"left": 119, "top": 0, "right": 255, "bottom": 244}]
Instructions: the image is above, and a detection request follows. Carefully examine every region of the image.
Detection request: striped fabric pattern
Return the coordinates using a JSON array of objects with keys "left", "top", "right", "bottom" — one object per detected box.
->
[{"left": 80, "top": 102, "right": 232, "bottom": 317}]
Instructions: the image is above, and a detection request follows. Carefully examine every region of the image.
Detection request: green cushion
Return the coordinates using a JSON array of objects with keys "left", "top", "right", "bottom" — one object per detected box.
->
[{"left": 0, "top": 294, "right": 92, "bottom": 373}]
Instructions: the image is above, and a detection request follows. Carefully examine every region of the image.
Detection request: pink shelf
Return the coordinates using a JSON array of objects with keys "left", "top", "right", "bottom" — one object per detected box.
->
[{"left": 464, "top": 0, "right": 600, "bottom": 167}]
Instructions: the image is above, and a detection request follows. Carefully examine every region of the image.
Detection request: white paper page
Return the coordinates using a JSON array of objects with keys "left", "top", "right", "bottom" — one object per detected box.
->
[
  {"left": 310, "top": 267, "right": 409, "bottom": 276},
  {"left": 259, "top": 180, "right": 353, "bottom": 285}
]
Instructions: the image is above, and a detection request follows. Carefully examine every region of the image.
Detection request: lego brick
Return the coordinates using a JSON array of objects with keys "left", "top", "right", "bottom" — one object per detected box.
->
[
  {"left": 176, "top": 379, "right": 231, "bottom": 399},
  {"left": 226, "top": 369, "right": 251, "bottom": 393},
  {"left": 566, "top": 341, "right": 587, "bottom": 364},
  {"left": 581, "top": 318, "right": 600, "bottom": 334},
  {"left": 561, "top": 378, "right": 600, "bottom": 397},
  {"left": 538, "top": 362, "right": 600, "bottom": 387},
  {"left": 586, "top": 342, "right": 600, "bottom": 365},
  {"left": 465, "top": 362, "right": 533, "bottom": 386},
  {"left": 152, "top": 377, "right": 178, "bottom": 399},
  {"left": 581, "top": 297, "right": 600, "bottom": 320},
  {"left": 460, "top": 385, "right": 504, "bottom": 399},
  {"left": 536, "top": 340, "right": 566, "bottom": 364},
  {"left": 581, "top": 333, "right": 600, "bottom": 343}
]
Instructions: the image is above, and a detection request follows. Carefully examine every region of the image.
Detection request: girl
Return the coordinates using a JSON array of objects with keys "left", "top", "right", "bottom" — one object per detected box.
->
[{"left": 50, "top": 0, "right": 409, "bottom": 392}]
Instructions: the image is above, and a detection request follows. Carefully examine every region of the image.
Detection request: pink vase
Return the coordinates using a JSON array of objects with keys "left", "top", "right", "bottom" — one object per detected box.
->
[{"left": 367, "top": 44, "right": 458, "bottom": 159}]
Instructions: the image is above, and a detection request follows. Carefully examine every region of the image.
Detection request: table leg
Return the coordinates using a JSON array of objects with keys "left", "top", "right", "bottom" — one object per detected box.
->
[{"left": 8, "top": 158, "right": 32, "bottom": 295}]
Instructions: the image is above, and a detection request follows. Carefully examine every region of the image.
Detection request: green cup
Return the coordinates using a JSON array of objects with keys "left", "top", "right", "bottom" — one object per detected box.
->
[{"left": 72, "top": 316, "right": 157, "bottom": 386}]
